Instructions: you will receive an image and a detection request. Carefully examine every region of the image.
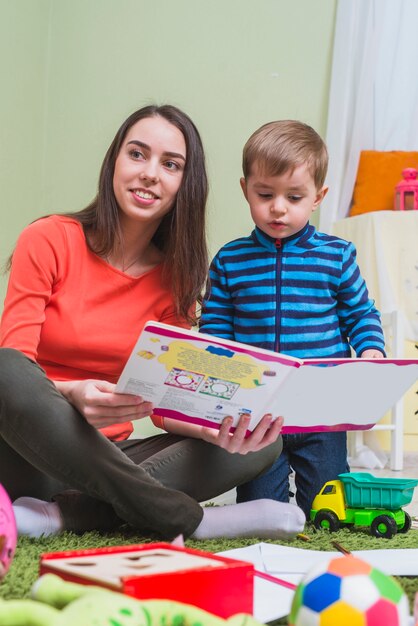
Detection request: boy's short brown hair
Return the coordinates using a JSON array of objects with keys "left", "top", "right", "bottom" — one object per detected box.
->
[{"left": 242, "top": 120, "right": 328, "bottom": 189}]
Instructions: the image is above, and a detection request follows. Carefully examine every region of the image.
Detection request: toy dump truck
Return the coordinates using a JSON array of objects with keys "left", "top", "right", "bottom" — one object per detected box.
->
[{"left": 310, "top": 472, "right": 418, "bottom": 538}]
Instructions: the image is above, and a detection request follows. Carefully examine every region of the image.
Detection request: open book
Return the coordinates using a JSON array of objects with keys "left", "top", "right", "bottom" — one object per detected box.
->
[{"left": 116, "top": 321, "right": 418, "bottom": 433}]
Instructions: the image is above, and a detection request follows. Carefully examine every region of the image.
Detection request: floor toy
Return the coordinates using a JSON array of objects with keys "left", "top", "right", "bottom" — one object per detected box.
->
[
  {"left": 288, "top": 553, "right": 409, "bottom": 626},
  {"left": 0, "top": 483, "right": 17, "bottom": 581},
  {"left": 40, "top": 542, "right": 254, "bottom": 618},
  {"left": 310, "top": 472, "right": 418, "bottom": 538},
  {"left": 0, "top": 572, "right": 263, "bottom": 626}
]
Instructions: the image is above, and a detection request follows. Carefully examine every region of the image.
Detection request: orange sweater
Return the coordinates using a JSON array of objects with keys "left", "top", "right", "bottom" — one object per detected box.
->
[{"left": 0, "top": 215, "right": 188, "bottom": 440}]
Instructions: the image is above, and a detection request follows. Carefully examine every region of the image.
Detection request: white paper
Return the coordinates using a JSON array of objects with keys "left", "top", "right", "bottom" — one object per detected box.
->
[
  {"left": 216, "top": 544, "right": 297, "bottom": 622},
  {"left": 259, "top": 543, "right": 418, "bottom": 576},
  {"left": 217, "top": 542, "right": 418, "bottom": 623}
]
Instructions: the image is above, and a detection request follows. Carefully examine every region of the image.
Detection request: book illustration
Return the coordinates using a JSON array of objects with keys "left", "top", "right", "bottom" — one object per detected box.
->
[
  {"left": 164, "top": 368, "right": 204, "bottom": 392},
  {"left": 157, "top": 340, "right": 267, "bottom": 390},
  {"left": 134, "top": 339, "right": 276, "bottom": 403},
  {"left": 137, "top": 350, "right": 156, "bottom": 360},
  {"left": 199, "top": 376, "right": 240, "bottom": 400},
  {"left": 134, "top": 340, "right": 271, "bottom": 402}
]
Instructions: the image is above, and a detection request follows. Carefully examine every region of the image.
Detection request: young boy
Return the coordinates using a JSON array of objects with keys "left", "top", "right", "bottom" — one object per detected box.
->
[{"left": 199, "top": 120, "right": 385, "bottom": 517}]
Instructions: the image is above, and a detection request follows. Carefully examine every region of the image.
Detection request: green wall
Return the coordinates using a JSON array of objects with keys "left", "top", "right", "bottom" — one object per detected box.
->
[
  {"left": 0, "top": 0, "right": 50, "bottom": 275},
  {"left": 0, "top": 0, "right": 337, "bottom": 303}
]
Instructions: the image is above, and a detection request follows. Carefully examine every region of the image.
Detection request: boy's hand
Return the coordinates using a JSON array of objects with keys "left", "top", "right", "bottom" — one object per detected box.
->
[
  {"left": 200, "top": 414, "right": 284, "bottom": 455},
  {"left": 361, "top": 349, "right": 385, "bottom": 359}
]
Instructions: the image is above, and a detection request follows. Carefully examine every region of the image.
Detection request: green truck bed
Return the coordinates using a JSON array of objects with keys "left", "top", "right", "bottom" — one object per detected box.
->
[{"left": 338, "top": 472, "right": 418, "bottom": 510}]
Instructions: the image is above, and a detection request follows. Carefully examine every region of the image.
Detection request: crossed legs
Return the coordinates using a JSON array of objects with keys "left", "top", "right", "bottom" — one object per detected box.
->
[{"left": 0, "top": 348, "right": 305, "bottom": 540}]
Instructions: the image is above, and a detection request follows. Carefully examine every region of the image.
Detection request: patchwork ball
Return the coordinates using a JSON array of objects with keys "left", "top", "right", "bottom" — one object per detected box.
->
[{"left": 288, "top": 555, "right": 409, "bottom": 626}]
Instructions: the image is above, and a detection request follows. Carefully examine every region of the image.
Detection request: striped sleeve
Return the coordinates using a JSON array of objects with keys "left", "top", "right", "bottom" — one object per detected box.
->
[
  {"left": 199, "top": 253, "right": 236, "bottom": 339},
  {"left": 337, "top": 242, "right": 385, "bottom": 356}
]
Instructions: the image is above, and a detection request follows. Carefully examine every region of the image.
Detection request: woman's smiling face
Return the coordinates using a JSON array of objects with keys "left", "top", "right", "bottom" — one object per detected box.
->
[{"left": 113, "top": 115, "right": 186, "bottom": 229}]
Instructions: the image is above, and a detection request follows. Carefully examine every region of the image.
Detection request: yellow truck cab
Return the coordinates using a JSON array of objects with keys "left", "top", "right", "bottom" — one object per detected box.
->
[{"left": 311, "top": 479, "right": 346, "bottom": 523}]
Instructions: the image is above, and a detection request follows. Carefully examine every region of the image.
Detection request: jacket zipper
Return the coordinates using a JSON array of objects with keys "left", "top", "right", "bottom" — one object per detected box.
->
[{"left": 275, "top": 239, "right": 282, "bottom": 352}]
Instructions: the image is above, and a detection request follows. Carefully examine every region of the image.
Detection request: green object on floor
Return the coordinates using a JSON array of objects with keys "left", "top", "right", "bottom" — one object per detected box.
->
[
  {"left": 0, "top": 573, "right": 264, "bottom": 626},
  {"left": 1, "top": 527, "right": 418, "bottom": 625}
]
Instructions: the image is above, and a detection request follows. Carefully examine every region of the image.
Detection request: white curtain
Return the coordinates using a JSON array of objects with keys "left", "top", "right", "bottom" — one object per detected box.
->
[{"left": 320, "top": 0, "right": 418, "bottom": 233}]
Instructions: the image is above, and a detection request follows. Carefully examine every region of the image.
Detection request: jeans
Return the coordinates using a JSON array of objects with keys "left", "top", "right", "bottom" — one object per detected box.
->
[
  {"left": 237, "top": 432, "right": 349, "bottom": 517},
  {"left": 0, "top": 348, "right": 282, "bottom": 539}
]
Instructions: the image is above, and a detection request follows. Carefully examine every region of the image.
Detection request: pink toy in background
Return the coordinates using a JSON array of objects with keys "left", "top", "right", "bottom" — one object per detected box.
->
[
  {"left": 0, "top": 483, "right": 17, "bottom": 581},
  {"left": 394, "top": 167, "right": 418, "bottom": 210}
]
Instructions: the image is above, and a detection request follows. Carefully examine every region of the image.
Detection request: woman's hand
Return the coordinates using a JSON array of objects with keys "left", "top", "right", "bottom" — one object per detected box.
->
[
  {"left": 199, "top": 413, "right": 284, "bottom": 455},
  {"left": 54, "top": 379, "right": 154, "bottom": 429}
]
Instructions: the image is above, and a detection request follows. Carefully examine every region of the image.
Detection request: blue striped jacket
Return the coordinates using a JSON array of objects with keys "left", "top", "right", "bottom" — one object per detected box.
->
[{"left": 200, "top": 224, "right": 385, "bottom": 359}]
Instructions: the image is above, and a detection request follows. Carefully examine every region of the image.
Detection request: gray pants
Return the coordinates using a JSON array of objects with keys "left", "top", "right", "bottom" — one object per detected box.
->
[{"left": 0, "top": 348, "right": 282, "bottom": 539}]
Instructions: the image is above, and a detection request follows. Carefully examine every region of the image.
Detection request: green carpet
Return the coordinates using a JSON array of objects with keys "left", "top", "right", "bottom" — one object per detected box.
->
[{"left": 1, "top": 525, "right": 418, "bottom": 625}]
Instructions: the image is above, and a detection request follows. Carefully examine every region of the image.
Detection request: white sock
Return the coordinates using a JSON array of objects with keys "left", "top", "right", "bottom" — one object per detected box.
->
[
  {"left": 13, "top": 497, "right": 64, "bottom": 538},
  {"left": 192, "top": 499, "right": 306, "bottom": 540}
]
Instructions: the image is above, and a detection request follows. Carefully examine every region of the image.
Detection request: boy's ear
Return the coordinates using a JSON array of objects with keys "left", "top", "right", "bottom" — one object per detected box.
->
[
  {"left": 240, "top": 177, "right": 248, "bottom": 201},
  {"left": 313, "top": 185, "right": 328, "bottom": 209}
]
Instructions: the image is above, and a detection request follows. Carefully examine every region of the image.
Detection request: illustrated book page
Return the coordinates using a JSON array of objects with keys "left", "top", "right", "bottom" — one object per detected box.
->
[{"left": 116, "top": 321, "right": 299, "bottom": 432}]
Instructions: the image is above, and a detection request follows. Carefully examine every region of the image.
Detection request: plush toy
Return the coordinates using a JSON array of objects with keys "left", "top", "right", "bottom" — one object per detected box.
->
[
  {"left": 0, "top": 484, "right": 17, "bottom": 581},
  {"left": 0, "top": 573, "right": 263, "bottom": 626}
]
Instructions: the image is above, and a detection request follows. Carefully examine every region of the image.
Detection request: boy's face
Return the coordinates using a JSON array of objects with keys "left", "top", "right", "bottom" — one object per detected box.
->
[{"left": 240, "top": 163, "right": 328, "bottom": 240}]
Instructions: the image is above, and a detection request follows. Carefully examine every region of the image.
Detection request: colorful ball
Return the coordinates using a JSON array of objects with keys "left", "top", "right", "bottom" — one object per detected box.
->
[
  {"left": 288, "top": 555, "right": 409, "bottom": 626},
  {"left": 0, "top": 483, "right": 17, "bottom": 580}
]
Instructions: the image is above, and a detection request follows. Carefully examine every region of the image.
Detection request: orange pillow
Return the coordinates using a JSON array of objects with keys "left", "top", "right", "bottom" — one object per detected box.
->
[{"left": 350, "top": 150, "right": 418, "bottom": 216}]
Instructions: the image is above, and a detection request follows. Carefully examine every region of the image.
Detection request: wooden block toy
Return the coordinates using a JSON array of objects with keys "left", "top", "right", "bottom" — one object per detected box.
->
[{"left": 40, "top": 542, "right": 254, "bottom": 618}]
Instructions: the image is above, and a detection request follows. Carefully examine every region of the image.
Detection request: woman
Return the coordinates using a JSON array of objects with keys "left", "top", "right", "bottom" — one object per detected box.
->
[{"left": 0, "top": 105, "right": 305, "bottom": 540}]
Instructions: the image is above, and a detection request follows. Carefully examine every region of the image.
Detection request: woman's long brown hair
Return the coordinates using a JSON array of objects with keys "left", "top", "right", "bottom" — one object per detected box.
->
[{"left": 66, "top": 105, "right": 208, "bottom": 324}]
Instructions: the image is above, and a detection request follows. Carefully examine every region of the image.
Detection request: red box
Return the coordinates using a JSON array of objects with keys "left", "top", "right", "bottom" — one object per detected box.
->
[{"left": 40, "top": 543, "right": 254, "bottom": 618}]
